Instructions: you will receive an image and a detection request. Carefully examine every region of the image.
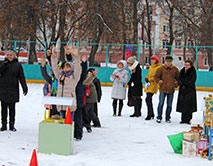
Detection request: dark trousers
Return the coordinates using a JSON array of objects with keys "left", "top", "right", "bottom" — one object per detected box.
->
[
  {"left": 145, "top": 93, "right": 154, "bottom": 117},
  {"left": 50, "top": 105, "right": 59, "bottom": 117},
  {"left": 112, "top": 99, "right": 123, "bottom": 116},
  {"left": 74, "top": 107, "right": 83, "bottom": 139},
  {"left": 84, "top": 103, "right": 101, "bottom": 128},
  {"left": 132, "top": 97, "right": 142, "bottom": 116},
  {"left": 94, "top": 102, "right": 98, "bottom": 117},
  {"left": 181, "top": 112, "right": 192, "bottom": 123},
  {"left": 1, "top": 101, "right": 16, "bottom": 124}
]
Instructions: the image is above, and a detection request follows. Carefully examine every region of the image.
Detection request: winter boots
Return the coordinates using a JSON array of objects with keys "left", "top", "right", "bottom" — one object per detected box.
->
[
  {"left": 0, "top": 122, "right": 7, "bottom": 131},
  {"left": 1, "top": 122, "right": 16, "bottom": 132},
  {"left": 9, "top": 122, "right": 16, "bottom": 132}
]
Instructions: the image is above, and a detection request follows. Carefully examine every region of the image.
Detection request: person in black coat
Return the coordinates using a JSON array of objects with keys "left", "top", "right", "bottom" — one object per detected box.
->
[
  {"left": 127, "top": 56, "right": 142, "bottom": 117},
  {"left": 176, "top": 60, "right": 197, "bottom": 124},
  {"left": 87, "top": 68, "right": 102, "bottom": 119},
  {"left": 0, "top": 50, "right": 28, "bottom": 131}
]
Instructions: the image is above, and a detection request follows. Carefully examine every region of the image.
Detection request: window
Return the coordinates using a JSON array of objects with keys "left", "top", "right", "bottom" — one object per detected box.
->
[
  {"left": 163, "top": 24, "right": 169, "bottom": 33},
  {"left": 175, "top": 40, "right": 181, "bottom": 49},
  {"left": 145, "top": 56, "right": 149, "bottom": 64},
  {"left": 148, "top": 6, "right": 153, "bottom": 15},
  {"left": 163, "top": 7, "right": 170, "bottom": 15},
  {"left": 204, "top": 57, "right": 208, "bottom": 66},
  {"left": 162, "top": 39, "right": 169, "bottom": 48},
  {"left": 162, "top": 57, "right": 165, "bottom": 64}
]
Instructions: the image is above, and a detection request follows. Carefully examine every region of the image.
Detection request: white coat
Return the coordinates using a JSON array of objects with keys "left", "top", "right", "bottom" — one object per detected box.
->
[{"left": 110, "top": 60, "right": 129, "bottom": 100}]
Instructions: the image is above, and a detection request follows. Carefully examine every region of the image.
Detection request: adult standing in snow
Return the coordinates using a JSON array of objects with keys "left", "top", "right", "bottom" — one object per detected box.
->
[
  {"left": 154, "top": 55, "right": 179, "bottom": 123},
  {"left": 176, "top": 60, "right": 197, "bottom": 124},
  {"left": 0, "top": 50, "right": 28, "bottom": 131},
  {"left": 51, "top": 45, "right": 81, "bottom": 117},
  {"left": 110, "top": 60, "right": 129, "bottom": 116},
  {"left": 127, "top": 56, "right": 143, "bottom": 117},
  {"left": 144, "top": 55, "right": 161, "bottom": 120}
]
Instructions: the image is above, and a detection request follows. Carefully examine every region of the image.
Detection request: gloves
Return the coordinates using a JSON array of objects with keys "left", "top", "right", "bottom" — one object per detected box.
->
[
  {"left": 23, "top": 89, "right": 28, "bottom": 96},
  {"left": 145, "top": 77, "right": 149, "bottom": 83}
]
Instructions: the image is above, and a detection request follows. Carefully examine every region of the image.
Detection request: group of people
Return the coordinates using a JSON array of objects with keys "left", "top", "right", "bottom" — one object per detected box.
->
[
  {"left": 40, "top": 45, "right": 102, "bottom": 140},
  {"left": 110, "top": 55, "right": 197, "bottom": 124},
  {"left": 0, "top": 48, "right": 198, "bottom": 138}
]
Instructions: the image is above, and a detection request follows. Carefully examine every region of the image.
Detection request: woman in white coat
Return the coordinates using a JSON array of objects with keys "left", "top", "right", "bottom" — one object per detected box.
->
[{"left": 110, "top": 60, "right": 129, "bottom": 116}]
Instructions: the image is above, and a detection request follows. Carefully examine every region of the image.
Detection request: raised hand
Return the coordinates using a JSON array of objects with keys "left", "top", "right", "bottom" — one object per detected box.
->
[
  {"left": 51, "top": 45, "right": 56, "bottom": 56},
  {"left": 71, "top": 46, "right": 79, "bottom": 57},
  {"left": 47, "top": 49, "right": 51, "bottom": 56},
  {"left": 64, "top": 46, "right": 71, "bottom": 54},
  {"left": 40, "top": 56, "right": 46, "bottom": 67}
]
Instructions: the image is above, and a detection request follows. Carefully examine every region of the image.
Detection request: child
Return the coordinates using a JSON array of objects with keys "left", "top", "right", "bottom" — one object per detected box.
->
[
  {"left": 110, "top": 60, "right": 129, "bottom": 116},
  {"left": 83, "top": 70, "right": 101, "bottom": 132}
]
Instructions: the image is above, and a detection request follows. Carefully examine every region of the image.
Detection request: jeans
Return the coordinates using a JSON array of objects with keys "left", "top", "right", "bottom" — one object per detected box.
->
[
  {"left": 157, "top": 93, "right": 174, "bottom": 120},
  {"left": 60, "top": 110, "right": 75, "bottom": 121}
]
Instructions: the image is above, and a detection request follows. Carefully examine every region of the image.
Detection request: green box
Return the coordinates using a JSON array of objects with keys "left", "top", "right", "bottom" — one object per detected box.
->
[{"left": 38, "top": 121, "right": 74, "bottom": 155}]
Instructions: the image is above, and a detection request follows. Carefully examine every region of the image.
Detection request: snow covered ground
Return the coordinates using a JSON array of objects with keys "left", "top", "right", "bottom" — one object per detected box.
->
[{"left": 0, "top": 84, "right": 212, "bottom": 166}]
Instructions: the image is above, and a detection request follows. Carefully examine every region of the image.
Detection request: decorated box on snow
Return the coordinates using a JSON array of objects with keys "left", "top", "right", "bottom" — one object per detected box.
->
[
  {"left": 182, "top": 139, "right": 197, "bottom": 157},
  {"left": 197, "top": 138, "right": 208, "bottom": 154}
]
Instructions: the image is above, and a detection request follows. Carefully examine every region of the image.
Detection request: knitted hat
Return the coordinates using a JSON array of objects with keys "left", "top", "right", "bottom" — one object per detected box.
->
[
  {"left": 165, "top": 55, "right": 173, "bottom": 62},
  {"left": 127, "top": 56, "right": 137, "bottom": 64},
  {"left": 151, "top": 55, "right": 159, "bottom": 63},
  {"left": 5, "top": 50, "right": 17, "bottom": 58}
]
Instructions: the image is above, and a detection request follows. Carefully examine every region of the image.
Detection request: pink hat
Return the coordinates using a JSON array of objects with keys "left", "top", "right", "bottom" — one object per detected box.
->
[{"left": 151, "top": 55, "right": 159, "bottom": 63}]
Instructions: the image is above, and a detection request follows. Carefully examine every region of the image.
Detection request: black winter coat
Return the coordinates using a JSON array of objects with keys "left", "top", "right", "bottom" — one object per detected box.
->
[
  {"left": 128, "top": 64, "right": 143, "bottom": 97},
  {"left": 176, "top": 66, "right": 197, "bottom": 114},
  {"left": 93, "top": 77, "right": 102, "bottom": 102},
  {"left": 0, "top": 59, "right": 28, "bottom": 103},
  {"left": 76, "top": 61, "right": 87, "bottom": 108}
]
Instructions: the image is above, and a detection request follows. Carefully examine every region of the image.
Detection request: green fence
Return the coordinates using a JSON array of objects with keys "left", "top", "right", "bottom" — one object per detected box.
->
[{"left": 1, "top": 40, "right": 213, "bottom": 70}]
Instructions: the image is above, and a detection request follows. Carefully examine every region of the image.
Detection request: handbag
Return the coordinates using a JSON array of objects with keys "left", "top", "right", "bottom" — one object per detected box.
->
[{"left": 127, "top": 95, "right": 134, "bottom": 107}]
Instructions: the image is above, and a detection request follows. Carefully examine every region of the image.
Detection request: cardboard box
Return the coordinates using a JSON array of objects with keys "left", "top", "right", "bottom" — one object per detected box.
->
[
  {"left": 182, "top": 139, "right": 197, "bottom": 157},
  {"left": 183, "top": 132, "right": 194, "bottom": 141},
  {"left": 38, "top": 121, "right": 74, "bottom": 155}
]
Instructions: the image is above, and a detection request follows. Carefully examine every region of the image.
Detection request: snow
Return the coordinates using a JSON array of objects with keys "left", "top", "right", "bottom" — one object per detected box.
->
[{"left": 0, "top": 84, "right": 212, "bottom": 166}]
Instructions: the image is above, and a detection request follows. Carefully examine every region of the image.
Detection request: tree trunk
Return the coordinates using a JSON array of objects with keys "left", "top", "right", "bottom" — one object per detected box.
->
[
  {"left": 58, "top": 0, "right": 67, "bottom": 62},
  {"left": 145, "top": 0, "right": 152, "bottom": 60},
  {"left": 132, "top": 0, "right": 139, "bottom": 56},
  {"left": 89, "top": 24, "right": 103, "bottom": 66},
  {"left": 166, "top": 6, "right": 174, "bottom": 55}
]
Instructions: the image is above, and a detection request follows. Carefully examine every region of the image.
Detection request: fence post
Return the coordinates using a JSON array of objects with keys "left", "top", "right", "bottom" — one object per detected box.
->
[
  {"left": 44, "top": 41, "right": 47, "bottom": 59},
  {"left": 14, "top": 40, "right": 17, "bottom": 52},
  {"left": 106, "top": 44, "right": 109, "bottom": 68},
  {"left": 196, "top": 46, "right": 198, "bottom": 70},
  {"left": 137, "top": 44, "right": 140, "bottom": 63}
]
